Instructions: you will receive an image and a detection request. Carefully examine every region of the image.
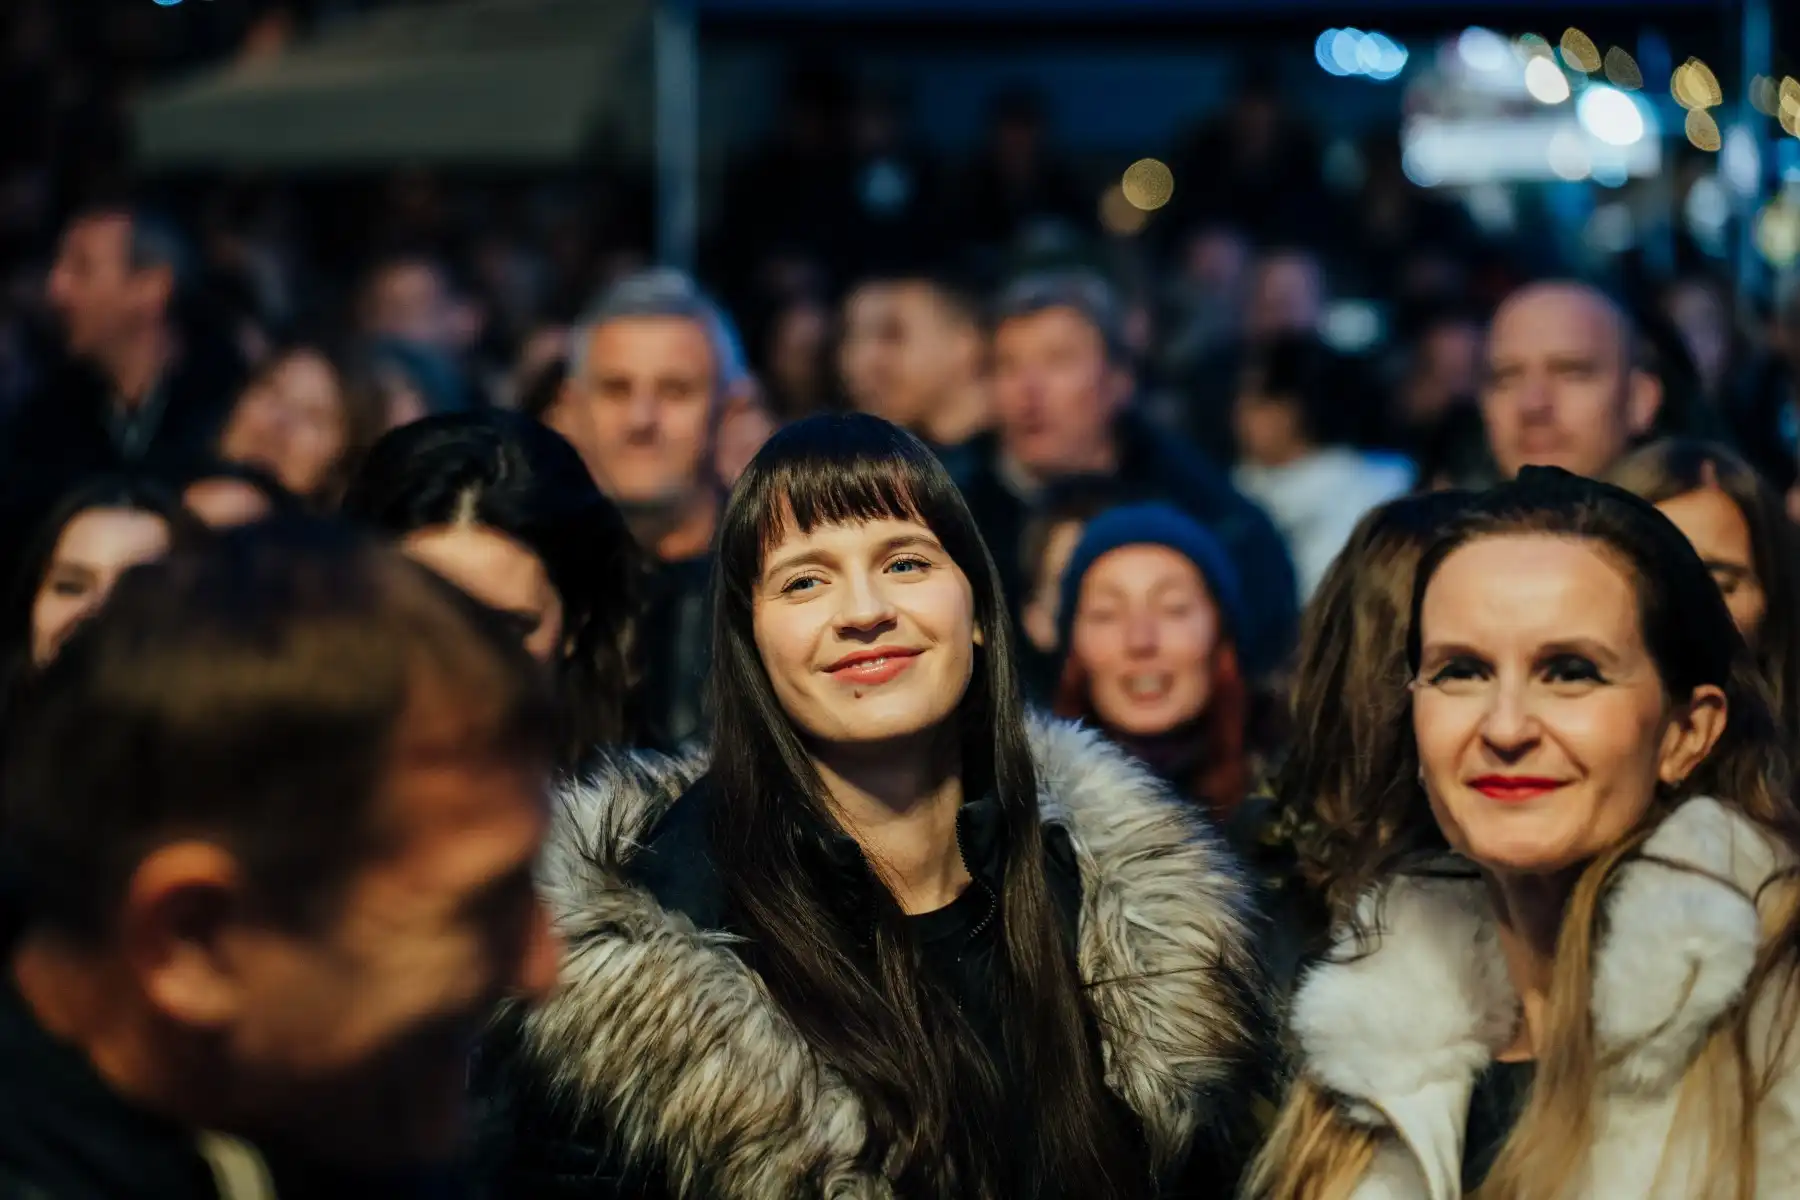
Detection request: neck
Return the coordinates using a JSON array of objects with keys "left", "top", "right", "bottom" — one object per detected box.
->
[
  {"left": 812, "top": 734, "right": 969, "bottom": 914},
  {"left": 1484, "top": 868, "right": 1578, "bottom": 1061},
  {"left": 11, "top": 932, "right": 197, "bottom": 1123},
  {"left": 103, "top": 322, "right": 173, "bottom": 410},
  {"left": 919, "top": 380, "right": 991, "bottom": 449},
  {"left": 629, "top": 486, "right": 719, "bottom": 563}
]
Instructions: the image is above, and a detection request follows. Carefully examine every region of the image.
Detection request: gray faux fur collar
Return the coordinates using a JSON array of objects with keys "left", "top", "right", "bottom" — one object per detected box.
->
[
  {"left": 518, "top": 715, "right": 1262, "bottom": 1199},
  {"left": 1290, "top": 797, "right": 1792, "bottom": 1199}
]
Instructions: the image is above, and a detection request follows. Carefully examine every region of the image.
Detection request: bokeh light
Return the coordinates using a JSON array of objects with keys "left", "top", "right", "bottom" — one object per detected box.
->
[
  {"left": 1121, "top": 159, "right": 1174, "bottom": 211},
  {"left": 1754, "top": 199, "right": 1800, "bottom": 267},
  {"left": 1099, "top": 185, "right": 1148, "bottom": 236},
  {"left": 1559, "top": 29, "right": 1601, "bottom": 74},
  {"left": 1671, "top": 59, "right": 1722, "bottom": 111},
  {"left": 1686, "top": 109, "right": 1722, "bottom": 152},
  {"left": 1751, "top": 76, "right": 1780, "bottom": 117},
  {"left": 1782, "top": 78, "right": 1800, "bottom": 138},
  {"left": 1525, "top": 57, "right": 1571, "bottom": 105},
  {"left": 1457, "top": 27, "right": 1512, "bottom": 74},
  {"left": 1546, "top": 128, "right": 1592, "bottom": 181},
  {"left": 1604, "top": 47, "right": 1643, "bottom": 91},
  {"left": 1578, "top": 87, "right": 1645, "bottom": 146},
  {"left": 1317, "top": 29, "right": 1407, "bottom": 81}
]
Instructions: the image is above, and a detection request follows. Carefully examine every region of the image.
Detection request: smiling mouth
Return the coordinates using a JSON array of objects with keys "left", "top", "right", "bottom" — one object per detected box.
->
[
  {"left": 1119, "top": 673, "right": 1174, "bottom": 703},
  {"left": 1467, "top": 776, "right": 1568, "bottom": 803},
  {"left": 825, "top": 649, "right": 922, "bottom": 686}
]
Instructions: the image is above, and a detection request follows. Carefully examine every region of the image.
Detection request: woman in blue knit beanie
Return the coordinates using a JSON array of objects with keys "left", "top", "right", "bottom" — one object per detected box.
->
[{"left": 1051, "top": 503, "right": 1257, "bottom": 820}]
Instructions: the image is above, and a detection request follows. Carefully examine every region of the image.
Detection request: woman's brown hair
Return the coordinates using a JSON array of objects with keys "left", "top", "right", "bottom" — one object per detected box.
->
[
  {"left": 1273, "top": 490, "right": 1472, "bottom": 923},
  {"left": 1610, "top": 438, "right": 1800, "bottom": 751},
  {"left": 1251, "top": 470, "right": 1800, "bottom": 1200}
]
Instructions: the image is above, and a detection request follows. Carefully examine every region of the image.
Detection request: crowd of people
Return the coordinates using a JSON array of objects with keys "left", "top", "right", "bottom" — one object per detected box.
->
[
  {"left": 5, "top": 7, "right": 1800, "bottom": 1194},
  {"left": 3, "top": 182, "right": 1800, "bottom": 1197}
]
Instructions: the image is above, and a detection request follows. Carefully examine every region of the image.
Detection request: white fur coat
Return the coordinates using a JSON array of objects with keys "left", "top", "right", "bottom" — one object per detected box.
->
[
  {"left": 1289, "top": 797, "right": 1800, "bottom": 1199},
  {"left": 513, "top": 715, "right": 1264, "bottom": 1198}
]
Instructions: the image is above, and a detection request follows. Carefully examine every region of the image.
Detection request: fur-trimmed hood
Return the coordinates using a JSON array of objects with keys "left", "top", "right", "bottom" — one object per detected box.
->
[
  {"left": 513, "top": 715, "right": 1264, "bottom": 1199},
  {"left": 1290, "top": 797, "right": 1800, "bottom": 1199}
]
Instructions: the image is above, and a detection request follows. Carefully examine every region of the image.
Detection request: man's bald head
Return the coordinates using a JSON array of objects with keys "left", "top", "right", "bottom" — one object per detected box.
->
[{"left": 1480, "top": 281, "right": 1661, "bottom": 480}]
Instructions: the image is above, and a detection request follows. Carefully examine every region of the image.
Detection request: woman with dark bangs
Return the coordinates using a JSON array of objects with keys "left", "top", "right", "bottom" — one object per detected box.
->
[{"left": 478, "top": 413, "right": 1269, "bottom": 1199}]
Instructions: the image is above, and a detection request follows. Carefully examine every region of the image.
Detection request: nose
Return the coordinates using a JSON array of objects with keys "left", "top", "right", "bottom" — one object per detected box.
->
[
  {"left": 512, "top": 898, "right": 563, "bottom": 1005},
  {"left": 832, "top": 568, "right": 898, "bottom": 635},
  {"left": 623, "top": 386, "right": 660, "bottom": 435},
  {"left": 1517, "top": 375, "right": 1556, "bottom": 420},
  {"left": 1121, "top": 607, "right": 1159, "bottom": 656},
  {"left": 1478, "top": 677, "right": 1541, "bottom": 759}
]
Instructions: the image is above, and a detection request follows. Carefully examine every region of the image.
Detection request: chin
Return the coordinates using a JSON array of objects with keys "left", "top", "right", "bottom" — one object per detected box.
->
[{"left": 1459, "top": 823, "right": 1591, "bottom": 876}]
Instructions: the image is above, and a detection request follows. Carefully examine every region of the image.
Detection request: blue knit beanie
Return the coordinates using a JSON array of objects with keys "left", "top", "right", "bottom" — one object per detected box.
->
[{"left": 1056, "top": 503, "right": 1247, "bottom": 652}]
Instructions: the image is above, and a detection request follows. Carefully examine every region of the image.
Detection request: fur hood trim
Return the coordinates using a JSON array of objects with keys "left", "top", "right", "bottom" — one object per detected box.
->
[
  {"left": 1290, "top": 798, "right": 1791, "bottom": 1198},
  {"left": 520, "top": 715, "right": 1261, "bottom": 1198}
]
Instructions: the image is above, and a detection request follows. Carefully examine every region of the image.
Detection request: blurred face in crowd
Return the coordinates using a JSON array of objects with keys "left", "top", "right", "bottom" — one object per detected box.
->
[
  {"left": 839, "top": 281, "right": 980, "bottom": 430},
  {"left": 31, "top": 507, "right": 172, "bottom": 666},
  {"left": 992, "top": 307, "right": 1130, "bottom": 480},
  {"left": 363, "top": 261, "right": 459, "bottom": 352},
  {"left": 1411, "top": 534, "right": 1723, "bottom": 876},
  {"left": 754, "top": 514, "right": 977, "bottom": 749},
  {"left": 1070, "top": 545, "right": 1223, "bottom": 737},
  {"left": 565, "top": 316, "right": 719, "bottom": 515},
  {"left": 215, "top": 700, "right": 559, "bottom": 1165},
  {"left": 1233, "top": 385, "right": 1311, "bottom": 467},
  {"left": 401, "top": 526, "right": 565, "bottom": 663},
  {"left": 1656, "top": 487, "right": 1765, "bottom": 642},
  {"left": 184, "top": 478, "right": 273, "bottom": 529},
  {"left": 1245, "top": 252, "right": 1323, "bottom": 340},
  {"left": 47, "top": 214, "right": 171, "bottom": 360},
  {"left": 218, "top": 350, "right": 349, "bottom": 500},
  {"left": 1480, "top": 284, "right": 1660, "bottom": 481},
  {"left": 1405, "top": 319, "right": 1483, "bottom": 425}
]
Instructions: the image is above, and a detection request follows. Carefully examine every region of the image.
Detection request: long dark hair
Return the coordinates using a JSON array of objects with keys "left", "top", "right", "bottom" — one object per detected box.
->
[
  {"left": 341, "top": 410, "right": 647, "bottom": 762},
  {"left": 1609, "top": 438, "right": 1800, "bottom": 752},
  {"left": 1, "top": 475, "right": 204, "bottom": 725},
  {"left": 708, "top": 413, "right": 1149, "bottom": 1198}
]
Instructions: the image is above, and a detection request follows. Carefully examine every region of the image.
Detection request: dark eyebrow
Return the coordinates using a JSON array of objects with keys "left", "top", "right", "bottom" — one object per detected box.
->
[
  {"left": 1533, "top": 637, "right": 1622, "bottom": 668},
  {"left": 1417, "top": 640, "right": 1487, "bottom": 669},
  {"left": 763, "top": 547, "right": 835, "bottom": 582},
  {"left": 880, "top": 534, "right": 944, "bottom": 557}
]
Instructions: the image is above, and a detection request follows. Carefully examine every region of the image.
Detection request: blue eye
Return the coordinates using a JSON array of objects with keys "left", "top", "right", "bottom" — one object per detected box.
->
[
  {"left": 780, "top": 575, "right": 820, "bottom": 595},
  {"left": 887, "top": 556, "right": 930, "bottom": 575}
]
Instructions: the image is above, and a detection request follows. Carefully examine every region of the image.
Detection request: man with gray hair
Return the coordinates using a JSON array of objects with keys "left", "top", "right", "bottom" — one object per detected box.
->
[
  {"left": 956, "top": 268, "right": 1297, "bottom": 696},
  {"left": 552, "top": 268, "right": 751, "bottom": 748}
]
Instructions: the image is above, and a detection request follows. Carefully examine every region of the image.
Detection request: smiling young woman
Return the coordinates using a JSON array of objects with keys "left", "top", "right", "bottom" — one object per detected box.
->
[
  {"left": 1250, "top": 467, "right": 1800, "bottom": 1200},
  {"left": 477, "top": 413, "right": 1270, "bottom": 1200}
]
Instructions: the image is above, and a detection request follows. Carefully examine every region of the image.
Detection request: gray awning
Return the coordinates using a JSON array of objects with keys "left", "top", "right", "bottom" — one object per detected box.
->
[{"left": 133, "top": 0, "right": 653, "bottom": 170}]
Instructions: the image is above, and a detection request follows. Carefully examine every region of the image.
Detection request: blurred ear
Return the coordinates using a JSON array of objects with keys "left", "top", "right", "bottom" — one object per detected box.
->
[
  {"left": 1626, "top": 367, "right": 1662, "bottom": 437},
  {"left": 121, "top": 842, "right": 251, "bottom": 1031},
  {"left": 1658, "top": 683, "right": 1727, "bottom": 787},
  {"left": 135, "top": 263, "right": 175, "bottom": 315}
]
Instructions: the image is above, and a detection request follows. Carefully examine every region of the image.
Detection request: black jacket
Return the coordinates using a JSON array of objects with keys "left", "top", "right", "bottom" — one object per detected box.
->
[
  {"left": 635, "top": 555, "right": 713, "bottom": 753},
  {"left": 953, "top": 411, "right": 1298, "bottom": 695},
  {"left": 0, "top": 326, "right": 243, "bottom": 583},
  {"left": 475, "top": 716, "right": 1272, "bottom": 1199}
]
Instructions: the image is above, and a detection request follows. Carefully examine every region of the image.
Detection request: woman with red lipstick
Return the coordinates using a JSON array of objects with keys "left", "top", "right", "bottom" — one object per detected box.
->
[
  {"left": 1251, "top": 467, "right": 1800, "bottom": 1200},
  {"left": 477, "top": 414, "right": 1270, "bottom": 1199}
]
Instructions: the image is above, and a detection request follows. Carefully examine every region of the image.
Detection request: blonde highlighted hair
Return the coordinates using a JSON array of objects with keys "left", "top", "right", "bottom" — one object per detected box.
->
[{"left": 1253, "top": 471, "right": 1800, "bottom": 1200}]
